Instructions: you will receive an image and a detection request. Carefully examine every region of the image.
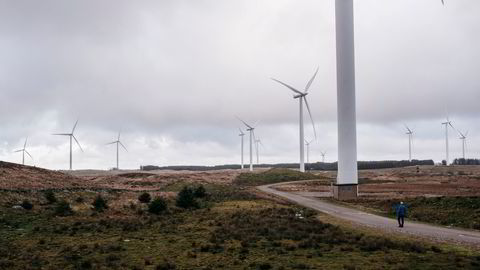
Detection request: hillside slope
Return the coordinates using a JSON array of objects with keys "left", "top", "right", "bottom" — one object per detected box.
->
[{"left": 0, "top": 161, "right": 83, "bottom": 190}]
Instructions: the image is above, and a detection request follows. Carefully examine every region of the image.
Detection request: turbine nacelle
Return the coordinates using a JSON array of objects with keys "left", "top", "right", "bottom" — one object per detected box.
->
[{"left": 293, "top": 93, "right": 307, "bottom": 99}]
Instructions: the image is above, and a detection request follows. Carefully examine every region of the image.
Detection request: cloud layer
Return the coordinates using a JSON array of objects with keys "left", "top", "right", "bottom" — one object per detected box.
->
[{"left": 0, "top": 0, "right": 479, "bottom": 169}]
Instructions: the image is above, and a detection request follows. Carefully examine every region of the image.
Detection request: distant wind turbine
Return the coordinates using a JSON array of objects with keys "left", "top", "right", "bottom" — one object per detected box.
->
[
  {"left": 106, "top": 131, "right": 128, "bottom": 170},
  {"left": 404, "top": 125, "right": 414, "bottom": 162},
  {"left": 238, "top": 128, "right": 245, "bottom": 169},
  {"left": 238, "top": 117, "right": 258, "bottom": 172},
  {"left": 320, "top": 151, "right": 326, "bottom": 163},
  {"left": 14, "top": 137, "right": 33, "bottom": 165},
  {"left": 458, "top": 130, "right": 468, "bottom": 160},
  {"left": 305, "top": 139, "right": 314, "bottom": 164},
  {"left": 441, "top": 117, "right": 455, "bottom": 166},
  {"left": 271, "top": 67, "right": 318, "bottom": 173},
  {"left": 53, "top": 120, "right": 83, "bottom": 170}
]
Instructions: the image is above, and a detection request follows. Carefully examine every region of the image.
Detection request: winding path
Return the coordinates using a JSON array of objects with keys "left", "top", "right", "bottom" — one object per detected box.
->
[{"left": 258, "top": 181, "right": 480, "bottom": 247}]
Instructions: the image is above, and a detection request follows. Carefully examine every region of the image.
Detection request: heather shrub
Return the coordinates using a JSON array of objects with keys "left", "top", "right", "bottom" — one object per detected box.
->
[
  {"left": 138, "top": 192, "right": 152, "bottom": 203},
  {"left": 148, "top": 197, "right": 167, "bottom": 214}
]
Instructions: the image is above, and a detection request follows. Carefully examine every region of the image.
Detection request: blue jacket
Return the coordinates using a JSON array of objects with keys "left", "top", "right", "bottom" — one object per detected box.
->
[{"left": 396, "top": 204, "right": 407, "bottom": 217}]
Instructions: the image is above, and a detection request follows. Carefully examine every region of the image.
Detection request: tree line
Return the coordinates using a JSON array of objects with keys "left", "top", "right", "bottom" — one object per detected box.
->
[
  {"left": 451, "top": 158, "right": 480, "bottom": 165},
  {"left": 140, "top": 159, "right": 435, "bottom": 172}
]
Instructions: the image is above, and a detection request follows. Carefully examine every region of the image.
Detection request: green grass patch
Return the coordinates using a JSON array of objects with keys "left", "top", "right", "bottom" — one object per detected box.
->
[{"left": 234, "top": 168, "right": 320, "bottom": 186}]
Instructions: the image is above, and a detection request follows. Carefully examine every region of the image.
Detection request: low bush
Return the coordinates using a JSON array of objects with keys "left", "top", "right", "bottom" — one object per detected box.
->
[
  {"left": 148, "top": 197, "right": 167, "bottom": 214},
  {"left": 176, "top": 186, "right": 198, "bottom": 209},
  {"left": 92, "top": 195, "right": 108, "bottom": 212},
  {"left": 21, "top": 200, "right": 33, "bottom": 210},
  {"left": 194, "top": 185, "right": 207, "bottom": 198},
  {"left": 138, "top": 192, "right": 152, "bottom": 203},
  {"left": 55, "top": 200, "right": 73, "bottom": 216},
  {"left": 44, "top": 190, "right": 57, "bottom": 204},
  {"left": 156, "top": 260, "right": 176, "bottom": 270}
]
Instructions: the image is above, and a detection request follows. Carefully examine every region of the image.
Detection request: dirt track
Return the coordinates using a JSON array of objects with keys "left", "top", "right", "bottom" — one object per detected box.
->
[{"left": 258, "top": 181, "right": 480, "bottom": 247}]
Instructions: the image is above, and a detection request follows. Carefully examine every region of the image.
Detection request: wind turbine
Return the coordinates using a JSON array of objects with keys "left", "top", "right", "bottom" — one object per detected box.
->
[
  {"left": 458, "top": 130, "right": 468, "bottom": 160},
  {"left": 305, "top": 139, "right": 314, "bottom": 164},
  {"left": 14, "top": 137, "right": 33, "bottom": 165},
  {"left": 255, "top": 138, "right": 263, "bottom": 164},
  {"left": 238, "top": 118, "right": 257, "bottom": 172},
  {"left": 404, "top": 125, "right": 414, "bottom": 162},
  {"left": 238, "top": 128, "right": 245, "bottom": 169},
  {"left": 320, "top": 151, "right": 326, "bottom": 163},
  {"left": 271, "top": 68, "right": 318, "bottom": 173},
  {"left": 333, "top": 0, "right": 445, "bottom": 193},
  {"left": 106, "top": 131, "right": 128, "bottom": 170},
  {"left": 441, "top": 117, "right": 455, "bottom": 166},
  {"left": 53, "top": 120, "right": 83, "bottom": 170}
]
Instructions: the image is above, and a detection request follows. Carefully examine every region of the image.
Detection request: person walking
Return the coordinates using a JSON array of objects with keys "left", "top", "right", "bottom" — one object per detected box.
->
[{"left": 396, "top": 202, "right": 407, "bottom": 227}]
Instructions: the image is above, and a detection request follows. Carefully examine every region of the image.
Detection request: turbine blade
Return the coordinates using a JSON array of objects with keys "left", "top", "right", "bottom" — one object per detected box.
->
[
  {"left": 72, "top": 135, "right": 84, "bottom": 152},
  {"left": 404, "top": 124, "right": 412, "bottom": 134},
  {"left": 118, "top": 131, "right": 121, "bottom": 141},
  {"left": 252, "top": 120, "right": 261, "bottom": 128},
  {"left": 449, "top": 122, "right": 460, "bottom": 135},
  {"left": 14, "top": 149, "right": 23, "bottom": 153},
  {"left": 236, "top": 116, "right": 252, "bottom": 129},
  {"left": 238, "top": 128, "right": 244, "bottom": 136},
  {"left": 24, "top": 150, "right": 33, "bottom": 159},
  {"left": 303, "top": 97, "right": 317, "bottom": 139},
  {"left": 24, "top": 137, "right": 28, "bottom": 148},
  {"left": 304, "top": 66, "right": 319, "bottom": 92},
  {"left": 72, "top": 119, "right": 79, "bottom": 134},
  {"left": 271, "top": 78, "right": 303, "bottom": 95},
  {"left": 119, "top": 141, "right": 128, "bottom": 152},
  {"left": 52, "top": 133, "right": 71, "bottom": 136},
  {"left": 106, "top": 141, "right": 117, "bottom": 145}
]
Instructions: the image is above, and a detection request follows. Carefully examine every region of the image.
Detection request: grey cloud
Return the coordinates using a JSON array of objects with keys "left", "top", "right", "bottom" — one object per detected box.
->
[{"left": 0, "top": 0, "right": 479, "bottom": 168}]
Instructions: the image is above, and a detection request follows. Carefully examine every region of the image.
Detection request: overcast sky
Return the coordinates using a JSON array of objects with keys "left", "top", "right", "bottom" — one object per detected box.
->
[{"left": 1, "top": 0, "right": 479, "bottom": 170}]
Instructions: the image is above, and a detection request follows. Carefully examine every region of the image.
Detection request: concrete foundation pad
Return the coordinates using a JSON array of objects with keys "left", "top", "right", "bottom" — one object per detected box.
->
[{"left": 333, "top": 184, "right": 358, "bottom": 200}]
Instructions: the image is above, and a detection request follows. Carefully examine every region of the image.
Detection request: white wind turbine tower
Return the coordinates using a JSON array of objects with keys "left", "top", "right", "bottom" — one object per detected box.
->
[
  {"left": 238, "top": 118, "right": 257, "bottom": 172},
  {"left": 14, "top": 137, "right": 33, "bottom": 165},
  {"left": 320, "top": 151, "right": 326, "bottom": 163},
  {"left": 441, "top": 117, "right": 455, "bottom": 166},
  {"left": 255, "top": 138, "right": 263, "bottom": 164},
  {"left": 404, "top": 125, "right": 414, "bottom": 162},
  {"left": 332, "top": 0, "right": 445, "bottom": 198},
  {"left": 238, "top": 128, "right": 245, "bottom": 169},
  {"left": 271, "top": 68, "right": 318, "bottom": 173},
  {"left": 106, "top": 131, "right": 128, "bottom": 170},
  {"left": 305, "top": 139, "right": 314, "bottom": 164},
  {"left": 53, "top": 120, "right": 83, "bottom": 170},
  {"left": 458, "top": 130, "right": 468, "bottom": 160}
]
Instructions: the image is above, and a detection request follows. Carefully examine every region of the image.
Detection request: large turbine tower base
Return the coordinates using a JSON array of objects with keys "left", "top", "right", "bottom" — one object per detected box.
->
[{"left": 334, "top": 0, "right": 358, "bottom": 200}]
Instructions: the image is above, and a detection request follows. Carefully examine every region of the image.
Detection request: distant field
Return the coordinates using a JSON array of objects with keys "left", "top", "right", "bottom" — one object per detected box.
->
[{"left": 234, "top": 168, "right": 323, "bottom": 186}]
